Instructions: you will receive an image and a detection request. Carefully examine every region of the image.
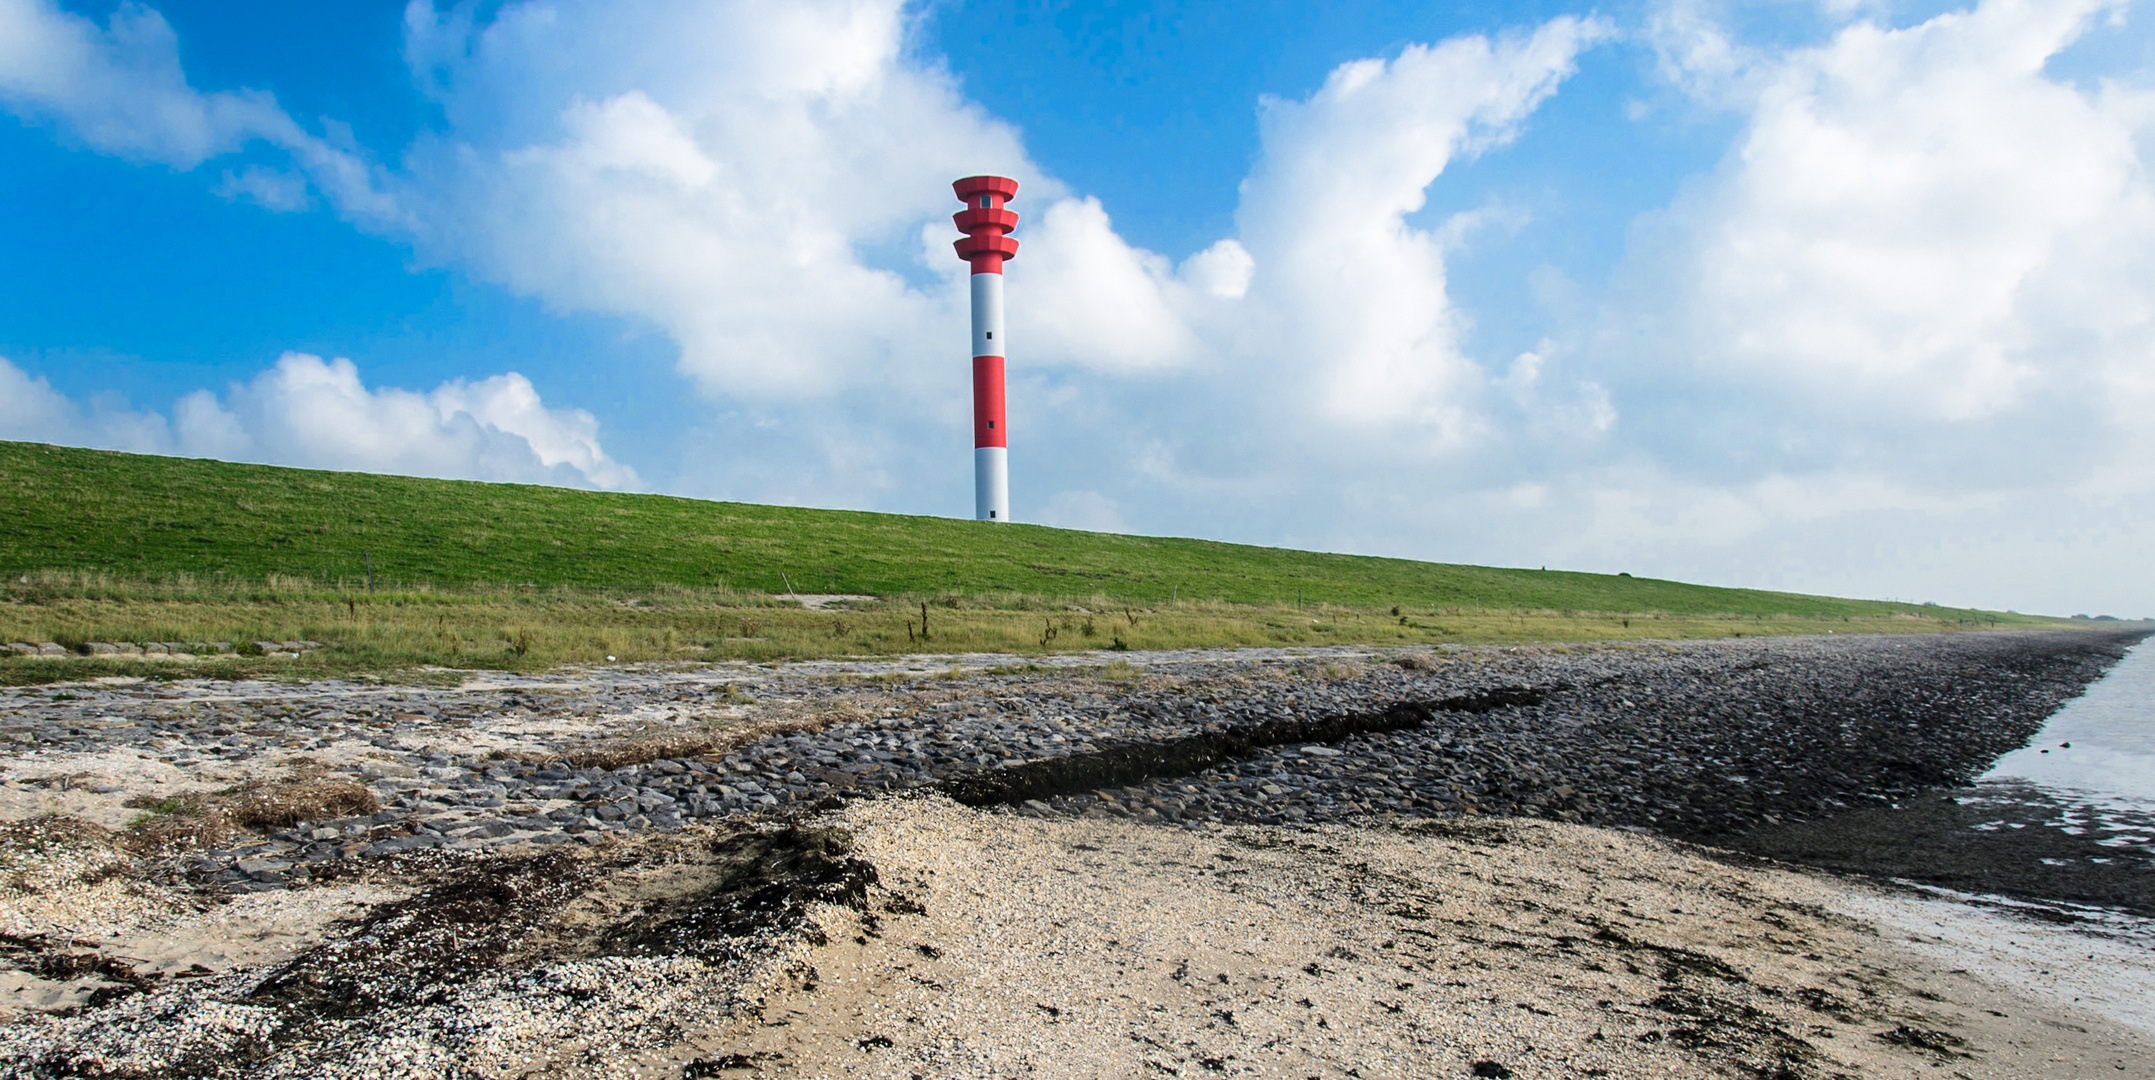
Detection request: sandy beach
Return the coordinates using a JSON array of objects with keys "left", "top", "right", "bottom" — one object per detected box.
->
[
  {"left": 3, "top": 631, "right": 2151, "bottom": 1077},
  {"left": 3, "top": 795, "right": 2152, "bottom": 1078}
]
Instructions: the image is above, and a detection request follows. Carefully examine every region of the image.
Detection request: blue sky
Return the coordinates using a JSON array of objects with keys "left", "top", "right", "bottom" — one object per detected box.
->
[{"left": 4, "top": 0, "right": 2154, "bottom": 617}]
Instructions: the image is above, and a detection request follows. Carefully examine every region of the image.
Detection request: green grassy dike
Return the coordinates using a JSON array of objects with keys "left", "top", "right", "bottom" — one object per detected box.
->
[{"left": 0, "top": 440, "right": 2055, "bottom": 683}]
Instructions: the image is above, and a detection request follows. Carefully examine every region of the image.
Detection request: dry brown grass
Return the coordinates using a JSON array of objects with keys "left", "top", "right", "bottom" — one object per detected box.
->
[
  {"left": 522, "top": 710, "right": 856, "bottom": 772},
  {"left": 116, "top": 794, "right": 235, "bottom": 857},
  {"left": 1, "top": 567, "right": 2046, "bottom": 689},
  {"left": 117, "top": 766, "right": 379, "bottom": 855},
  {"left": 560, "top": 731, "right": 729, "bottom": 771},
  {"left": 0, "top": 815, "right": 115, "bottom": 858},
  {"left": 228, "top": 779, "right": 378, "bottom": 831}
]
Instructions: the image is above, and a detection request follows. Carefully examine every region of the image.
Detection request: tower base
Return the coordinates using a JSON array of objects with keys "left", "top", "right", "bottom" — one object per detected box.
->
[{"left": 974, "top": 446, "right": 1008, "bottom": 522}]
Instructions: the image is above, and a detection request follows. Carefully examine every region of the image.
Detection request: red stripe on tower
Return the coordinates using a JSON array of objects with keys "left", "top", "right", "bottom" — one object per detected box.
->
[
  {"left": 972, "top": 356, "right": 1006, "bottom": 448},
  {"left": 953, "top": 175, "right": 1017, "bottom": 522}
]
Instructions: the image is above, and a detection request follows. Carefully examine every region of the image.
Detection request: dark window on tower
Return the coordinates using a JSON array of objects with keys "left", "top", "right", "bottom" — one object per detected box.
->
[{"left": 980, "top": 195, "right": 991, "bottom": 208}]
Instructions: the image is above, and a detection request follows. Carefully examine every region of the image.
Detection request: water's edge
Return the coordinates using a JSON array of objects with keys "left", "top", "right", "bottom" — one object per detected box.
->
[{"left": 1721, "top": 633, "right": 2155, "bottom": 921}]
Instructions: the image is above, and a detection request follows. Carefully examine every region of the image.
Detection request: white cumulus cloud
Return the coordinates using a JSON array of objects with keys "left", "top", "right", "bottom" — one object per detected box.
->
[
  {"left": 176, "top": 353, "right": 640, "bottom": 488},
  {"left": 0, "top": 354, "right": 636, "bottom": 490},
  {"left": 0, "top": 357, "right": 173, "bottom": 451},
  {"left": 0, "top": 0, "right": 289, "bottom": 167},
  {"left": 1006, "top": 196, "right": 1205, "bottom": 372},
  {"left": 393, "top": 0, "right": 1038, "bottom": 400},
  {"left": 1481, "top": 0, "right": 2155, "bottom": 613},
  {"left": 1234, "top": 16, "right": 1612, "bottom": 440},
  {"left": 0, "top": 0, "right": 401, "bottom": 223},
  {"left": 372, "top": 1, "right": 1612, "bottom": 423},
  {"left": 1637, "top": 0, "right": 2152, "bottom": 422}
]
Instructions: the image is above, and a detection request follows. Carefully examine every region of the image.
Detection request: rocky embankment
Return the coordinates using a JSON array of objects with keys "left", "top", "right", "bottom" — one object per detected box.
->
[
  {"left": 0, "top": 629, "right": 2144, "bottom": 896},
  {"left": 1007, "top": 630, "right": 2147, "bottom": 837},
  {"left": 6, "top": 629, "right": 2155, "bottom": 1078}
]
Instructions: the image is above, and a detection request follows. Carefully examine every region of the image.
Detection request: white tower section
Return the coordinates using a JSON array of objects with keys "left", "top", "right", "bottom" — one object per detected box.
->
[{"left": 972, "top": 271, "right": 1008, "bottom": 522}]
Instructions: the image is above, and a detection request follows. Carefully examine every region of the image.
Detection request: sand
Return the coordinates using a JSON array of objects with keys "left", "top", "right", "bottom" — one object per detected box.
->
[
  {"left": 0, "top": 815, "right": 408, "bottom": 1016},
  {"left": 641, "top": 798, "right": 2155, "bottom": 1079},
  {"left": 11, "top": 795, "right": 2148, "bottom": 1078}
]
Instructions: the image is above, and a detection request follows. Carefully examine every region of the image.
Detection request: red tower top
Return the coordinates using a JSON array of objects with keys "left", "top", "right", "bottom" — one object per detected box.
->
[{"left": 953, "top": 175, "right": 1019, "bottom": 274}]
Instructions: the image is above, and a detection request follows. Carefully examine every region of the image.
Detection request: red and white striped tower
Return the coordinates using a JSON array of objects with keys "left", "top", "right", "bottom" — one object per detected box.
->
[{"left": 953, "top": 175, "right": 1018, "bottom": 522}]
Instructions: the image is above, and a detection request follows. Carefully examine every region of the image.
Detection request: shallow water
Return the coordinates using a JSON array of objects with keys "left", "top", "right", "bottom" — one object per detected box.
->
[
  {"left": 1728, "top": 634, "right": 2155, "bottom": 920},
  {"left": 1974, "top": 639, "right": 2155, "bottom": 872},
  {"left": 1984, "top": 638, "right": 2155, "bottom": 810}
]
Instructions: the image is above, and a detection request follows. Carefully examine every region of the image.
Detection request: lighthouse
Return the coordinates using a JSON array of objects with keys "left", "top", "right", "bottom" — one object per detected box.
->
[{"left": 952, "top": 175, "right": 1018, "bottom": 522}]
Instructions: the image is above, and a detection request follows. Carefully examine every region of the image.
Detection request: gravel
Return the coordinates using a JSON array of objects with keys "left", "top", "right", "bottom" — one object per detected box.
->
[
  {"left": 7, "top": 630, "right": 2155, "bottom": 1078},
  {"left": 0, "top": 630, "right": 2143, "bottom": 901},
  {"left": 1009, "top": 631, "right": 2146, "bottom": 838}
]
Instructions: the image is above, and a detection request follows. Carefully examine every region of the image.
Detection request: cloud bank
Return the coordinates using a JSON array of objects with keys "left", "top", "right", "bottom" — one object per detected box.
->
[{"left": 1554, "top": 0, "right": 2155, "bottom": 606}]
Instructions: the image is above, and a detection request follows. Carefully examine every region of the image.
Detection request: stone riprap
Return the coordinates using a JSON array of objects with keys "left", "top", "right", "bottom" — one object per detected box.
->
[
  {"left": 1018, "top": 630, "right": 2147, "bottom": 836},
  {"left": 0, "top": 630, "right": 2142, "bottom": 895}
]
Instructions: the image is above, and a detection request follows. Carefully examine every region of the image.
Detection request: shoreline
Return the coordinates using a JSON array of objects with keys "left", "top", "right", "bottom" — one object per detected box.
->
[
  {"left": 3, "top": 628, "right": 2151, "bottom": 1076},
  {"left": 3, "top": 630, "right": 2146, "bottom": 913},
  {"left": 1719, "top": 777, "right": 2155, "bottom": 918}
]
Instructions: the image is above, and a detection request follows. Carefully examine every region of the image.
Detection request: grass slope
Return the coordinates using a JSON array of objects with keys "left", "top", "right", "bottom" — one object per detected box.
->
[
  {"left": 1, "top": 441, "right": 1968, "bottom": 617},
  {"left": 0, "top": 441, "right": 2049, "bottom": 683}
]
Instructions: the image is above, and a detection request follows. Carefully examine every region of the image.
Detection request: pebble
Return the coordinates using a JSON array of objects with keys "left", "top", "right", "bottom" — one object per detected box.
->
[{"left": 0, "top": 630, "right": 2144, "bottom": 890}]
